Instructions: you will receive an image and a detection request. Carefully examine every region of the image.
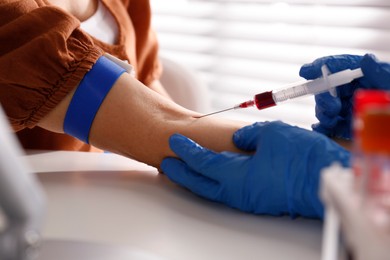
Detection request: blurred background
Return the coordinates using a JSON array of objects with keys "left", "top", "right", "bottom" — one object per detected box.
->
[{"left": 150, "top": 0, "right": 390, "bottom": 129}]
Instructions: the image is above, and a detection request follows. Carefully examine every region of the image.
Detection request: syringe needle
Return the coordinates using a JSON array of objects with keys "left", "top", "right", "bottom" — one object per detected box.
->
[{"left": 196, "top": 107, "right": 235, "bottom": 118}]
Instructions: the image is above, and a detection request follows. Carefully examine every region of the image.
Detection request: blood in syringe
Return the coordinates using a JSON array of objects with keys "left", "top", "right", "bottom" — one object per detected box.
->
[
  {"left": 237, "top": 91, "right": 276, "bottom": 110},
  {"left": 254, "top": 91, "right": 277, "bottom": 110},
  {"left": 238, "top": 91, "right": 276, "bottom": 110}
]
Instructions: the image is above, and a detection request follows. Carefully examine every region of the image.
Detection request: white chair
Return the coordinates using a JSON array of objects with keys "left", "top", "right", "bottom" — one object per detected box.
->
[{"left": 159, "top": 56, "right": 210, "bottom": 113}]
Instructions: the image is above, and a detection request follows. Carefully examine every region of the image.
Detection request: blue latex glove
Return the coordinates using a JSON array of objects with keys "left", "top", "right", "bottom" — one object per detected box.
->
[
  {"left": 299, "top": 53, "right": 390, "bottom": 139},
  {"left": 161, "top": 121, "right": 351, "bottom": 219}
]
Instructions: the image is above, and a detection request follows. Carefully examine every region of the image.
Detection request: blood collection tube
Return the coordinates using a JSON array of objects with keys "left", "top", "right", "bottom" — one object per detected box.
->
[{"left": 353, "top": 90, "right": 390, "bottom": 200}]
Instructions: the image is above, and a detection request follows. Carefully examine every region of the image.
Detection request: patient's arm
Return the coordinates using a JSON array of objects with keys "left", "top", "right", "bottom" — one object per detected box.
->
[
  {"left": 148, "top": 79, "right": 172, "bottom": 100},
  {"left": 38, "top": 73, "right": 248, "bottom": 167}
]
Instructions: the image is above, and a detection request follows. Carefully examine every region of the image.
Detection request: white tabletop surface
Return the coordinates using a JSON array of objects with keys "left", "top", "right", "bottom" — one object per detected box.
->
[{"left": 25, "top": 151, "right": 323, "bottom": 260}]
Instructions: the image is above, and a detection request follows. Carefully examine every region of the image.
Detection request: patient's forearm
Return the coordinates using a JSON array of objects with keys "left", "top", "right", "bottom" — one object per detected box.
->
[
  {"left": 39, "top": 73, "right": 248, "bottom": 167},
  {"left": 149, "top": 79, "right": 172, "bottom": 99},
  {"left": 89, "top": 74, "right": 247, "bottom": 167}
]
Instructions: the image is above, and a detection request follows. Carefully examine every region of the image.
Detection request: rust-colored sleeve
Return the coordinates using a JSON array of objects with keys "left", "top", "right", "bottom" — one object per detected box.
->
[
  {"left": 122, "top": 0, "right": 162, "bottom": 86},
  {"left": 0, "top": 0, "right": 103, "bottom": 131}
]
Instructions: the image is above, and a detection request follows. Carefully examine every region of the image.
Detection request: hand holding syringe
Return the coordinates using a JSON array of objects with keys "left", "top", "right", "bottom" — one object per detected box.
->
[{"left": 197, "top": 66, "right": 364, "bottom": 118}]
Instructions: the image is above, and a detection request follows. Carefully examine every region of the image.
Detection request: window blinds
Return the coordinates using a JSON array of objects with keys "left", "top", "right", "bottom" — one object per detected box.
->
[{"left": 150, "top": 0, "right": 390, "bottom": 129}]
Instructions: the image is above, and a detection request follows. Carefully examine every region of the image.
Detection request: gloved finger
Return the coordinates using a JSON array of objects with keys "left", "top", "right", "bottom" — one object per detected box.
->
[
  {"left": 315, "top": 111, "right": 339, "bottom": 130},
  {"left": 339, "top": 98, "right": 353, "bottom": 117},
  {"left": 361, "top": 53, "right": 390, "bottom": 90},
  {"left": 299, "top": 55, "right": 363, "bottom": 80},
  {"left": 234, "top": 121, "right": 298, "bottom": 152},
  {"left": 300, "top": 56, "right": 336, "bottom": 79},
  {"left": 311, "top": 123, "right": 333, "bottom": 136},
  {"left": 167, "top": 134, "right": 240, "bottom": 180},
  {"left": 333, "top": 121, "right": 352, "bottom": 140},
  {"left": 161, "top": 157, "right": 220, "bottom": 200},
  {"left": 315, "top": 104, "right": 340, "bottom": 130},
  {"left": 315, "top": 92, "right": 341, "bottom": 117},
  {"left": 233, "top": 122, "right": 267, "bottom": 151}
]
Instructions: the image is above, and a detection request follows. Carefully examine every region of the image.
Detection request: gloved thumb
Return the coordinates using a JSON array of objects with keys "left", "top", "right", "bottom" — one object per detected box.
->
[
  {"left": 233, "top": 122, "right": 266, "bottom": 151},
  {"left": 361, "top": 53, "right": 390, "bottom": 90}
]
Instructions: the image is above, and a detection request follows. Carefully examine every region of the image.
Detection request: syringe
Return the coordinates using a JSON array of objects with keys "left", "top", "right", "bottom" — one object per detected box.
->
[{"left": 197, "top": 66, "right": 364, "bottom": 118}]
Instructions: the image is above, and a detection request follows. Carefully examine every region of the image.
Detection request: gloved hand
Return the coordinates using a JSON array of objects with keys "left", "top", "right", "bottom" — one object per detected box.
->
[
  {"left": 161, "top": 121, "right": 351, "bottom": 219},
  {"left": 299, "top": 53, "right": 390, "bottom": 139}
]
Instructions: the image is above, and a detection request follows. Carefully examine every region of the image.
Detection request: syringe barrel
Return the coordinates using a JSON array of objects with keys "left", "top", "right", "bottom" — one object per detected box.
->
[{"left": 272, "top": 81, "right": 310, "bottom": 103}]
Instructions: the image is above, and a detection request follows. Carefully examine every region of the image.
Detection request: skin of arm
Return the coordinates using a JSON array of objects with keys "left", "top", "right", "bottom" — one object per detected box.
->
[
  {"left": 38, "top": 73, "right": 248, "bottom": 168},
  {"left": 148, "top": 79, "right": 172, "bottom": 100}
]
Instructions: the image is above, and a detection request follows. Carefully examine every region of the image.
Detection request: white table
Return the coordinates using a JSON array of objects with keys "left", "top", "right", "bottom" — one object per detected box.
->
[{"left": 26, "top": 151, "right": 323, "bottom": 260}]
